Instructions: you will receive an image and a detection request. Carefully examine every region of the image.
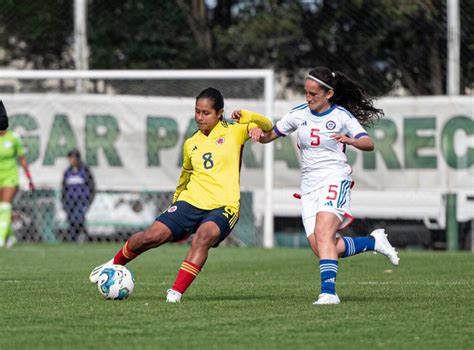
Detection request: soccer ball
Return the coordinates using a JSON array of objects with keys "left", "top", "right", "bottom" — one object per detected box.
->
[{"left": 97, "top": 265, "right": 135, "bottom": 300}]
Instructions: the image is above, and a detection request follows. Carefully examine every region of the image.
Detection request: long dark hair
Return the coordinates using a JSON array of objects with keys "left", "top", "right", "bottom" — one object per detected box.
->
[
  {"left": 308, "top": 67, "right": 384, "bottom": 127},
  {"left": 196, "top": 87, "right": 224, "bottom": 119}
]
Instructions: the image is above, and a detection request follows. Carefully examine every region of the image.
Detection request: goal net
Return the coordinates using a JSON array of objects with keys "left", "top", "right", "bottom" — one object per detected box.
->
[{"left": 0, "top": 70, "right": 275, "bottom": 247}]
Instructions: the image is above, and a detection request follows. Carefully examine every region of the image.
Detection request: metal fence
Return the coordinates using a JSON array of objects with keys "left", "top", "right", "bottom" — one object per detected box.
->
[
  {"left": 0, "top": 1, "right": 472, "bottom": 96},
  {"left": 0, "top": 0, "right": 473, "bottom": 249}
]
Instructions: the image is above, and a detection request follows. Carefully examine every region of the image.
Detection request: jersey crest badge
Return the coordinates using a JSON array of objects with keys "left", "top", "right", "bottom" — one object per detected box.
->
[
  {"left": 215, "top": 137, "right": 225, "bottom": 145},
  {"left": 167, "top": 205, "right": 177, "bottom": 213},
  {"left": 325, "top": 120, "right": 336, "bottom": 130},
  {"left": 192, "top": 145, "right": 198, "bottom": 151}
]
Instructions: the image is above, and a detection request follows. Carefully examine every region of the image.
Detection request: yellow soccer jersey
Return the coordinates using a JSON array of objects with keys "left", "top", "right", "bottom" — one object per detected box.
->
[{"left": 173, "top": 121, "right": 253, "bottom": 211}]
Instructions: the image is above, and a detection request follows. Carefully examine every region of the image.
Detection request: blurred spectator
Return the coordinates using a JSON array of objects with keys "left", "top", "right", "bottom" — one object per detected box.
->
[{"left": 61, "top": 149, "right": 95, "bottom": 242}]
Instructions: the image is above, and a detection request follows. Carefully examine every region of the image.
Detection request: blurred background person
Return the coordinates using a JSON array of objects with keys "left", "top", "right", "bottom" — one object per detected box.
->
[
  {"left": 61, "top": 149, "right": 95, "bottom": 243},
  {"left": 0, "top": 100, "right": 34, "bottom": 248}
]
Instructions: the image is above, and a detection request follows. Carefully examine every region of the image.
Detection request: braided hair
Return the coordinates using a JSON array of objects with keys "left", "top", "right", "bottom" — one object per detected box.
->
[{"left": 308, "top": 67, "right": 384, "bottom": 127}]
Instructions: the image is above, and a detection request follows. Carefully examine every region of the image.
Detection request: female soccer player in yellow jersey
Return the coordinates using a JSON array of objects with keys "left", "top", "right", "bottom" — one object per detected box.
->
[
  {"left": 0, "top": 101, "right": 34, "bottom": 248},
  {"left": 89, "top": 87, "right": 272, "bottom": 302}
]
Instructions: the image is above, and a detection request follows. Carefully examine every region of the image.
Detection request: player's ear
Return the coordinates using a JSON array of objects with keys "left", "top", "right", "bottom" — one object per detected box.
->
[{"left": 326, "top": 89, "right": 335, "bottom": 100}]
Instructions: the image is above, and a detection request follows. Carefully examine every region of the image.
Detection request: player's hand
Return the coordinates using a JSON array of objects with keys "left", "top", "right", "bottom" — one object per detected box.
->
[
  {"left": 28, "top": 180, "right": 35, "bottom": 192},
  {"left": 230, "top": 110, "right": 242, "bottom": 122},
  {"left": 331, "top": 134, "right": 354, "bottom": 145},
  {"left": 249, "top": 127, "right": 264, "bottom": 142}
]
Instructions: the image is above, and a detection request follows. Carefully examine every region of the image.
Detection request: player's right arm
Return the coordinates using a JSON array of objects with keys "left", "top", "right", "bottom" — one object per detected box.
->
[
  {"left": 232, "top": 109, "right": 299, "bottom": 144},
  {"left": 172, "top": 140, "right": 193, "bottom": 203},
  {"left": 230, "top": 109, "right": 279, "bottom": 143},
  {"left": 249, "top": 128, "right": 280, "bottom": 143}
]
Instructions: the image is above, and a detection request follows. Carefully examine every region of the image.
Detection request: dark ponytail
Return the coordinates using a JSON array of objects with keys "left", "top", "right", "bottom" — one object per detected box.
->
[{"left": 308, "top": 67, "right": 384, "bottom": 127}]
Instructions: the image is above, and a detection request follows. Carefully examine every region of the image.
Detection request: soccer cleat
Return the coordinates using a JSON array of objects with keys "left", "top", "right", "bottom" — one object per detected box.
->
[
  {"left": 166, "top": 289, "right": 182, "bottom": 303},
  {"left": 370, "top": 229, "right": 400, "bottom": 266},
  {"left": 6, "top": 235, "right": 16, "bottom": 248},
  {"left": 89, "top": 258, "right": 114, "bottom": 283},
  {"left": 313, "top": 293, "right": 341, "bottom": 305}
]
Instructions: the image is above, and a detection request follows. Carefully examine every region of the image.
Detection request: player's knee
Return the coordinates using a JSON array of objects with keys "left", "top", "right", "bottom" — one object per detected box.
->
[
  {"left": 314, "top": 228, "right": 332, "bottom": 245},
  {"left": 140, "top": 225, "right": 169, "bottom": 246},
  {"left": 193, "top": 230, "right": 219, "bottom": 248}
]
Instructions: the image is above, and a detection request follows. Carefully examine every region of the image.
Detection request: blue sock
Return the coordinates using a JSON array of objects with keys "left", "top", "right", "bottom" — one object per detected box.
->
[
  {"left": 342, "top": 236, "right": 375, "bottom": 257},
  {"left": 320, "top": 259, "right": 338, "bottom": 295}
]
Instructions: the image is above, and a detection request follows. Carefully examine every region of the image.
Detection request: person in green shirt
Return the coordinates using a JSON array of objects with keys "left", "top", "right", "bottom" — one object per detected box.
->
[{"left": 0, "top": 101, "right": 34, "bottom": 247}]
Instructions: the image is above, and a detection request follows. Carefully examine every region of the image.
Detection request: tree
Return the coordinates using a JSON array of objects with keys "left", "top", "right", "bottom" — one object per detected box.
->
[
  {"left": 88, "top": 0, "right": 205, "bottom": 69},
  {"left": 0, "top": 0, "right": 73, "bottom": 69}
]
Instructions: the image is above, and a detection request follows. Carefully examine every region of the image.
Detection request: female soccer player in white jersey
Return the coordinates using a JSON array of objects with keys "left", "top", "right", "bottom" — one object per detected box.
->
[
  {"left": 89, "top": 87, "right": 272, "bottom": 303},
  {"left": 233, "top": 66, "right": 399, "bottom": 305}
]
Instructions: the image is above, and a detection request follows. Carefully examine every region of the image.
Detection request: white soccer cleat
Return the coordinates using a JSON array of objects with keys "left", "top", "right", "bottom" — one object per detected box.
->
[
  {"left": 6, "top": 235, "right": 17, "bottom": 248},
  {"left": 370, "top": 229, "right": 400, "bottom": 266},
  {"left": 313, "top": 293, "right": 341, "bottom": 305},
  {"left": 166, "top": 289, "right": 182, "bottom": 303},
  {"left": 89, "top": 258, "right": 114, "bottom": 283}
]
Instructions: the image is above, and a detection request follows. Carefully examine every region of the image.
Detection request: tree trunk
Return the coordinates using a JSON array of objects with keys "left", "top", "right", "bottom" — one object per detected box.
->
[{"left": 176, "top": 0, "right": 214, "bottom": 65}]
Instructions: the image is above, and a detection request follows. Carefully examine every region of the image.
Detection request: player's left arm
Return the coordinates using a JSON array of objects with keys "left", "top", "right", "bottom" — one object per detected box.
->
[
  {"left": 331, "top": 115, "right": 374, "bottom": 151},
  {"left": 331, "top": 134, "right": 374, "bottom": 151}
]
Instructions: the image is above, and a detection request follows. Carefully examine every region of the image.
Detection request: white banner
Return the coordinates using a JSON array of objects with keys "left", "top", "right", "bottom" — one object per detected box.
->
[{"left": 3, "top": 94, "right": 473, "bottom": 193}]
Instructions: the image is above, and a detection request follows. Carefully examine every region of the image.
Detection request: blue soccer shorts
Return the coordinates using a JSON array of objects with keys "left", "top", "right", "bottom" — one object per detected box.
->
[{"left": 156, "top": 200, "right": 239, "bottom": 246}]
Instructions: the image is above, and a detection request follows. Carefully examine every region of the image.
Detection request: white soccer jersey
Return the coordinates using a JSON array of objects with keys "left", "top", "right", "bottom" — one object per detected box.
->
[{"left": 275, "top": 103, "right": 368, "bottom": 195}]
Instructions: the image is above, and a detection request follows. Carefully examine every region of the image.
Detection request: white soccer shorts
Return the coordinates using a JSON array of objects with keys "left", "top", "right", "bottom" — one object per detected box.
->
[{"left": 301, "top": 179, "right": 354, "bottom": 237}]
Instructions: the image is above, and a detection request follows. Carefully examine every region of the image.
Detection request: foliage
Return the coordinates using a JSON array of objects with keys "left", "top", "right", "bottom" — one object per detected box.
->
[
  {"left": 0, "top": 0, "right": 472, "bottom": 95},
  {"left": 87, "top": 0, "right": 205, "bottom": 69},
  {"left": 213, "top": 2, "right": 310, "bottom": 70},
  {"left": 0, "top": 0, "right": 73, "bottom": 69}
]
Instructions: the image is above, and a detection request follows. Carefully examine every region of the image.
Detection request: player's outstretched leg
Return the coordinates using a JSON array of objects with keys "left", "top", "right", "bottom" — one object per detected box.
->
[
  {"left": 340, "top": 235, "right": 375, "bottom": 257},
  {"left": 89, "top": 240, "right": 139, "bottom": 283},
  {"left": 89, "top": 221, "right": 173, "bottom": 283},
  {"left": 370, "top": 229, "right": 400, "bottom": 266}
]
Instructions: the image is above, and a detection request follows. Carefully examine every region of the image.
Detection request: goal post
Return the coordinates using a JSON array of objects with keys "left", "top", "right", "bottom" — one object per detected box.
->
[{"left": 0, "top": 69, "right": 275, "bottom": 247}]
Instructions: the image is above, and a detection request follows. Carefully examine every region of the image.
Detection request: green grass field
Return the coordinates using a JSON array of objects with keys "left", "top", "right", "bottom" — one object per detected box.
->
[{"left": 0, "top": 244, "right": 472, "bottom": 349}]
